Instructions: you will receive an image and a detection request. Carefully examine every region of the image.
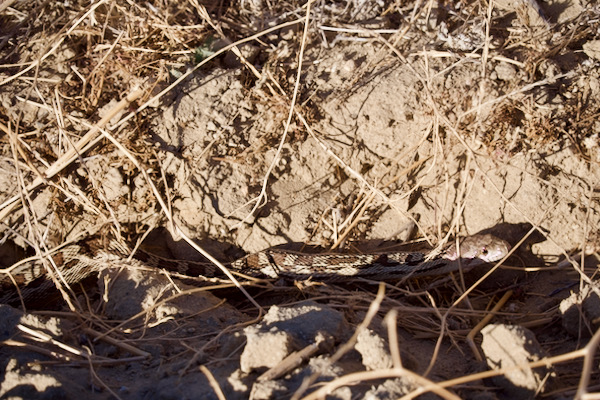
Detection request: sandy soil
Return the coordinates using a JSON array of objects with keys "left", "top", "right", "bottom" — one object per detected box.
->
[{"left": 1, "top": 0, "right": 599, "bottom": 399}]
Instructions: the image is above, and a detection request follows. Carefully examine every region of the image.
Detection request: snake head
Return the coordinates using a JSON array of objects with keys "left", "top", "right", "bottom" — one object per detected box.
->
[{"left": 444, "top": 234, "right": 510, "bottom": 262}]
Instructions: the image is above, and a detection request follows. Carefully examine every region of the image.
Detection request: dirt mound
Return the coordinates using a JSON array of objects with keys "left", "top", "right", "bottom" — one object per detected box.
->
[{"left": 1, "top": 0, "right": 599, "bottom": 398}]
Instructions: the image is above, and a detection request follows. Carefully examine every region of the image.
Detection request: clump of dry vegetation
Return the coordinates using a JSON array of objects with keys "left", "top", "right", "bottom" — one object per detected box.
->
[{"left": 1, "top": 0, "right": 600, "bottom": 399}]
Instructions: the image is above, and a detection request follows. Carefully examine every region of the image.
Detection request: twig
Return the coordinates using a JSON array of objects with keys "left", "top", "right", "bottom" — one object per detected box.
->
[{"left": 466, "top": 290, "right": 514, "bottom": 361}]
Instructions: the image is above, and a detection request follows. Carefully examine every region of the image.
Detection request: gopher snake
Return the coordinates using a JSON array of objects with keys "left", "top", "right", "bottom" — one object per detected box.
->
[{"left": 0, "top": 234, "right": 509, "bottom": 305}]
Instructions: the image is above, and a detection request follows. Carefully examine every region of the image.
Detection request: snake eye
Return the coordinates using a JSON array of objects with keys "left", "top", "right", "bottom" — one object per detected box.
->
[{"left": 481, "top": 247, "right": 488, "bottom": 255}]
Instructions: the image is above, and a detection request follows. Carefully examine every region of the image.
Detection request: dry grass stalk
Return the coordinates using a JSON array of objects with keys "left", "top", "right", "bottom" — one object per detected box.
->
[{"left": 1, "top": 0, "right": 599, "bottom": 398}]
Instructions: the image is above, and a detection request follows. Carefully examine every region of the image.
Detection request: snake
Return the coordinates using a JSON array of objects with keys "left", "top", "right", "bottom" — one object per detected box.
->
[{"left": 0, "top": 234, "right": 510, "bottom": 305}]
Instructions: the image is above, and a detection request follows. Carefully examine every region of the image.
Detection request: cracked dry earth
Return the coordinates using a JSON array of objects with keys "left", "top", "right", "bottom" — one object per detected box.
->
[{"left": 1, "top": 0, "right": 600, "bottom": 399}]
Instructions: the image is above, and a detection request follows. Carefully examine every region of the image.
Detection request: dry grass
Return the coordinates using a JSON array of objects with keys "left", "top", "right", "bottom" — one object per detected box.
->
[{"left": 1, "top": 0, "right": 600, "bottom": 399}]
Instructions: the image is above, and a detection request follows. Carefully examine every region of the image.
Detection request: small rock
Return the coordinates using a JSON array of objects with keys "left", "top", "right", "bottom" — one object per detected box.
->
[
  {"left": 99, "top": 266, "right": 175, "bottom": 320},
  {"left": 559, "top": 282, "right": 600, "bottom": 337},
  {"left": 355, "top": 329, "right": 393, "bottom": 370},
  {"left": 480, "top": 324, "right": 550, "bottom": 399},
  {"left": 240, "top": 302, "right": 347, "bottom": 373},
  {"left": 240, "top": 327, "right": 296, "bottom": 373}
]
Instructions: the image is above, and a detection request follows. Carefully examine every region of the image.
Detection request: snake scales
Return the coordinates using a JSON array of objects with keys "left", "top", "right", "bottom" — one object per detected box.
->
[{"left": 0, "top": 234, "right": 509, "bottom": 305}]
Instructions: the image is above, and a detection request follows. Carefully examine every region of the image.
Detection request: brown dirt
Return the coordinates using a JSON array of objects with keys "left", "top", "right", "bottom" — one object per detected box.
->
[{"left": 1, "top": 0, "right": 599, "bottom": 399}]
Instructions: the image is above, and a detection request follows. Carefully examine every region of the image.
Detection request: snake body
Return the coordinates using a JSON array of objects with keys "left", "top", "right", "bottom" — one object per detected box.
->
[
  {"left": 229, "top": 234, "right": 509, "bottom": 280},
  {"left": 0, "top": 234, "right": 509, "bottom": 305}
]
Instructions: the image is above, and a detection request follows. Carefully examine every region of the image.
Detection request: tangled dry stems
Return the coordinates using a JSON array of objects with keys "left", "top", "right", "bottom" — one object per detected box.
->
[{"left": 1, "top": 0, "right": 599, "bottom": 398}]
